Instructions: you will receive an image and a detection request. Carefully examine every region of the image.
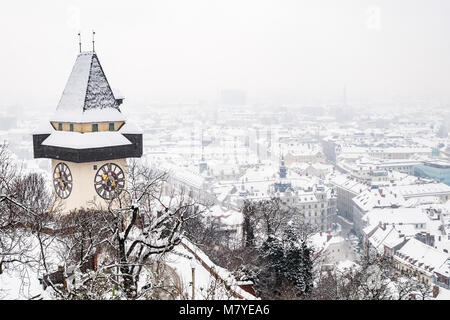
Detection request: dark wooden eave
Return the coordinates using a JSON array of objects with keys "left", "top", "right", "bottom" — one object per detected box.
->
[{"left": 33, "top": 133, "right": 142, "bottom": 163}]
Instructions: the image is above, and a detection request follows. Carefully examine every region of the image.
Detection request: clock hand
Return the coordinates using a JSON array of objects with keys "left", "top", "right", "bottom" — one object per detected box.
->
[
  {"left": 108, "top": 175, "right": 116, "bottom": 187},
  {"left": 60, "top": 175, "right": 67, "bottom": 189}
]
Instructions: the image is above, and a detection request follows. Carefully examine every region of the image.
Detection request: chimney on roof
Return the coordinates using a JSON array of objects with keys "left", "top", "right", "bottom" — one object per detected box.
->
[{"left": 433, "top": 286, "right": 439, "bottom": 298}]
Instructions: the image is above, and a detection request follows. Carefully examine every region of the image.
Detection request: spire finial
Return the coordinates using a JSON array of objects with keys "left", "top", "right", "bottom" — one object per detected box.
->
[
  {"left": 92, "top": 30, "right": 96, "bottom": 52},
  {"left": 78, "top": 32, "right": 82, "bottom": 53}
]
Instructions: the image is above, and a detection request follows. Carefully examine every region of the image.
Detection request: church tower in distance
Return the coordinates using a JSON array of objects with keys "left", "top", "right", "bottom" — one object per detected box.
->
[{"left": 33, "top": 51, "right": 143, "bottom": 212}]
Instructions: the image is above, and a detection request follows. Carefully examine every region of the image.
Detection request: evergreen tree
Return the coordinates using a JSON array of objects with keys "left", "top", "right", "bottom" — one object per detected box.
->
[
  {"left": 282, "top": 224, "right": 314, "bottom": 297},
  {"left": 300, "top": 240, "right": 313, "bottom": 295},
  {"left": 242, "top": 200, "right": 256, "bottom": 248},
  {"left": 255, "top": 235, "right": 284, "bottom": 298},
  {"left": 254, "top": 226, "right": 315, "bottom": 299}
]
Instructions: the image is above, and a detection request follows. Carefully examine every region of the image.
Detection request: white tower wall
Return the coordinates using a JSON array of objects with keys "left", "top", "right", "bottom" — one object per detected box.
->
[{"left": 51, "top": 158, "right": 127, "bottom": 212}]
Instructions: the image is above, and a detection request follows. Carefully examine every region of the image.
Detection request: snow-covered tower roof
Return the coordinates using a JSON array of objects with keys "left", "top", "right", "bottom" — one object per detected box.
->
[
  {"left": 50, "top": 51, "right": 125, "bottom": 123},
  {"left": 33, "top": 50, "right": 142, "bottom": 163}
]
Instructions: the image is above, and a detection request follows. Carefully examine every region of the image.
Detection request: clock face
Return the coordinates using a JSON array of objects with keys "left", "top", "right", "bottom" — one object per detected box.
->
[
  {"left": 53, "top": 162, "right": 73, "bottom": 199},
  {"left": 94, "top": 163, "right": 125, "bottom": 200}
]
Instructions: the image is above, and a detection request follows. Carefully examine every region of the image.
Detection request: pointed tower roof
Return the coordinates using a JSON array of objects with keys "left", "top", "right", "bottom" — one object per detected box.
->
[{"left": 50, "top": 52, "right": 126, "bottom": 123}]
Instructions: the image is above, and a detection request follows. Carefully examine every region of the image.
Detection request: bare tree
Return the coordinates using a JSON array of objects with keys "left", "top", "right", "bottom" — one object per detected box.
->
[
  {"left": 40, "top": 160, "right": 207, "bottom": 299},
  {"left": 255, "top": 198, "right": 294, "bottom": 238},
  {"left": 0, "top": 148, "right": 206, "bottom": 300},
  {"left": 310, "top": 252, "right": 437, "bottom": 301},
  {"left": 0, "top": 143, "right": 56, "bottom": 299},
  {"left": 392, "top": 276, "right": 420, "bottom": 300},
  {"left": 413, "top": 279, "right": 434, "bottom": 300},
  {"left": 240, "top": 197, "right": 296, "bottom": 248}
]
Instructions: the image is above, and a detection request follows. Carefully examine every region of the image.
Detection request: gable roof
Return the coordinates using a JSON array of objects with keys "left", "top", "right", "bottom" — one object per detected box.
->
[
  {"left": 353, "top": 188, "right": 405, "bottom": 212},
  {"left": 367, "top": 225, "right": 406, "bottom": 253},
  {"left": 395, "top": 238, "right": 449, "bottom": 276},
  {"left": 50, "top": 52, "right": 125, "bottom": 123},
  {"left": 363, "top": 207, "right": 429, "bottom": 227}
]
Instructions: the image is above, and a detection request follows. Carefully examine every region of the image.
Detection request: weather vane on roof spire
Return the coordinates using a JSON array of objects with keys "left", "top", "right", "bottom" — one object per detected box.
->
[
  {"left": 92, "top": 30, "right": 96, "bottom": 52},
  {"left": 78, "top": 32, "right": 82, "bottom": 53}
]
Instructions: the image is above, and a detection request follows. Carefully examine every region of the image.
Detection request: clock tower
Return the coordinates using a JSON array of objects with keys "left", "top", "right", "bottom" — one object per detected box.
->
[{"left": 33, "top": 50, "right": 142, "bottom": 212}]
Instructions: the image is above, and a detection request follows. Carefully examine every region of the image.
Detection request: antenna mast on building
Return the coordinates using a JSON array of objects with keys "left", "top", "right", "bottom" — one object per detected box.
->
[
  {"left": 78, "top": 32, "right": 82, "bottom": 53},
  {"left": 92, "top": 30, "right": 96, "bottom": 52}
]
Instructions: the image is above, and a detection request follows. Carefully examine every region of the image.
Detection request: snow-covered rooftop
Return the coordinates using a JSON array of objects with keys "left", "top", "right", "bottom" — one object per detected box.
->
[
  {"left": 367, "top": 225, "right": 406, "bottom": 254},
  {"left": 51, "top": 108, "right": 126, "bottom": 123},
  {"left": 41, "top": 131, "right": 132, "bottom": 149},
  {"left": 388, "top": 183, "right": 450, "bottom": 198},
  {"left": 353, "top": 188, "right": 406, "bottom": 212},
  {"left": 118, "top": 122, "right": 143, "bottom": 134},
  {"left": 395, "top": 238, "right": 449, "bottom": 276},
  {"left": 363, "top": 207, "right": 429, "bottom": 227},
  {"left": 330, "top": 174, "right": 369, "bottom": 194}
]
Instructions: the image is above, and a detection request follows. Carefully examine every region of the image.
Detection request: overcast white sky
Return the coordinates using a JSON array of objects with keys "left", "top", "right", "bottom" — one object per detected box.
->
[{"left": 0, "top": 0, "right": 449, "bottom": 108}]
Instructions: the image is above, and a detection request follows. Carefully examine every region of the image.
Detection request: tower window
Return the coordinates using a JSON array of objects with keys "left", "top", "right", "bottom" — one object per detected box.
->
[
  {"left": 109, "top": 123, "right": 115, "bottom": 131},
  {"left": 69, "top": 123, "right": 74, "bottom": 131},
  {"left": 58, "top": 123, "right": 62, "bottom": 131},
  {"left": 92, "top": 123, "right": 98, "bottom": 132}
]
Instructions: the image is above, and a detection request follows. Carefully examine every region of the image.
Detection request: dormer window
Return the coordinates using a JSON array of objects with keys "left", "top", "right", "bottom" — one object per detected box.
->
[
  {"left": 92, "top": 123, "right": 98, "bottom": 132},
  {"left": 109, "top": 123, "right": 115, "bottom": 131},
  {"left": 58, "top": 123, "right": 62, "bottom": 131}
]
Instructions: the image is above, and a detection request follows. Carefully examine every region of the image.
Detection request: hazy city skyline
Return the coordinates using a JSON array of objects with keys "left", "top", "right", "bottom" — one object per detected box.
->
[{"left": 1, "top": 0, "right": 450, "bottom": 109}]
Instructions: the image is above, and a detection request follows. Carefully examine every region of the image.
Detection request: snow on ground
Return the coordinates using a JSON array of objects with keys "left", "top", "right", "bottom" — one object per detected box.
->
[
  {"left": 435, "top": 287, "right": 450, "bottom": 300},
  {"left": 336, "top": 214, "right": 354, "bottom": 226},
  {"left": 207, "top": 205, "right": 243, "bottom": 227},
  {"left": 1, "top": 229, "right": 255, "bottom": 300},
  {"left": 336, "top": 260, "right": 358, "bottom": 272},
  {"left": 0, "top": 231, "right": 60, "bottom": 300},
  {"left": 0, "top": 265, "right": 50, "bottom": 300},
  {"left": 164, "top": 238, "right": 256, "bottom": 300}
]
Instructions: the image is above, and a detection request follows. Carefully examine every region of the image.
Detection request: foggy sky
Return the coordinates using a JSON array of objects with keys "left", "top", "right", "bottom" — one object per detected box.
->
[{"left": 1, "top": 0, "right": 450, "bottom": 109}]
